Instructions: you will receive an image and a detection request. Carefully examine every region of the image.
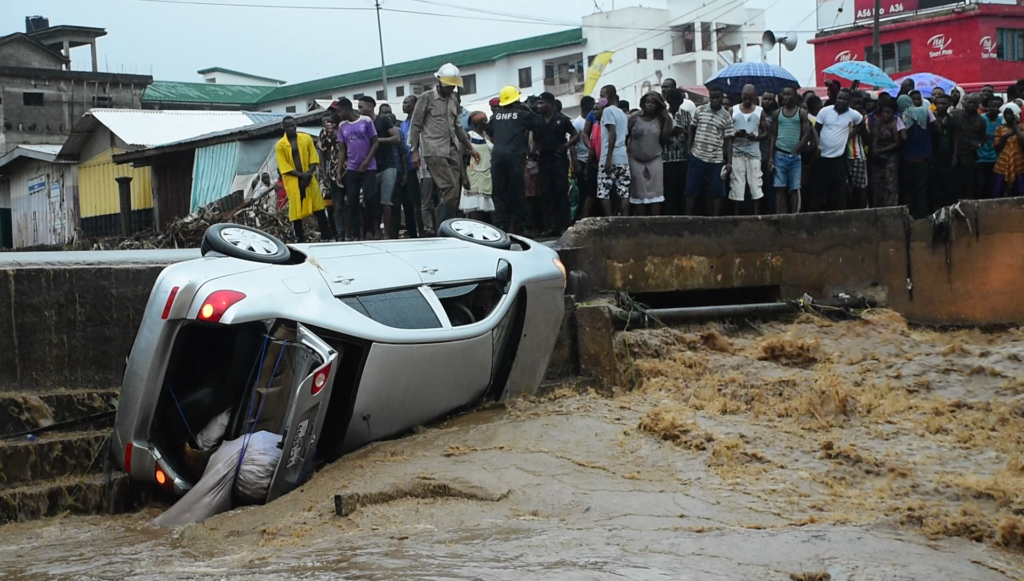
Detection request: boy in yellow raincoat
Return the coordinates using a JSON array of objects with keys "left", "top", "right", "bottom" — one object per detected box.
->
[{"left": 275, "top": 116, "right": 333, "bottom": 242}]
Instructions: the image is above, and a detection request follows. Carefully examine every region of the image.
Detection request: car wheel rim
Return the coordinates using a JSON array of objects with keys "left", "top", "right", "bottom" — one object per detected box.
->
[
  {"left": 220, "top": 227, "right": 278, "bottom": 255},
  {"left": 451, "top": 220, "right": 502, "bottom": 242}
]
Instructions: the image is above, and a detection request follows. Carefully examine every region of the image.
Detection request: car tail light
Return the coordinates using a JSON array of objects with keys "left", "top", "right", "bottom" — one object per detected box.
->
[
  {"left": 124, "top": 443, "right": 133, "bottom": 473},
  {"left": 155, "top": 468, "right": 168, "bottom": 486},
  {"left": 161, "top": 286, "right": 180, "bottom": 319},
  {"left": 197, "top": 290, "right": 246, "bottom": 323},
  {"left": 311, "top": 363, "right": 332, "bottom": 396}
]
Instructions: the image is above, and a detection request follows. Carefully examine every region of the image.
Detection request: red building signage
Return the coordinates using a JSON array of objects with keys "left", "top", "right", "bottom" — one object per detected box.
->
[
  {"left": 812, "top": 4, "right": 1024, "bottom": 87},
  {"left": 852, "top": 0, "right": 962, "bottom": 23}
]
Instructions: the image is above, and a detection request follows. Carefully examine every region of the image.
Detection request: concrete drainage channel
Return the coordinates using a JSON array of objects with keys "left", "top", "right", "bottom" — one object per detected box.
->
[{"left": 3, "top": 199, "right": 1024, "bottom": 524}]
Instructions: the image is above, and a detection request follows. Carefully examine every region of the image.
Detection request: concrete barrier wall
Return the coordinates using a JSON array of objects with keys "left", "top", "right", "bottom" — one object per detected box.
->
[
  {"left": 0, "top": 266, "right": 165, "bottom": 392},
  {"left": 0, "top": 250, "right": 198, "bottom": 393},
  {"left": 896, "top": 200, "right": 1024, "bottom": 325},
  {"left": 558, "top": 206, "right": 909, "bottom": 302},
  {"left": 558, "top": 198, "right": 1024, "bottom": 327}
]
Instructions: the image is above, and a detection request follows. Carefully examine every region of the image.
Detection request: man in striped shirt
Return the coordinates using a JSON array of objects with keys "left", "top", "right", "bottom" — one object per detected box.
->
[
  {"left": 685, "top": 86, "right": 733, "bottom": 216},
  {"left": 663, "top": 89, "right": 691, "bottom": 216}
]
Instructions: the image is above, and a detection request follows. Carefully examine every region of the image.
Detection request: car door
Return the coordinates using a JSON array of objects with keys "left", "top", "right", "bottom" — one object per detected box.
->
[
  {"left": 339, "top": 331, "right": 493, "bottom": 454},
  {"left": 266, "top": 324, "right": 338, "bottom": 502}
]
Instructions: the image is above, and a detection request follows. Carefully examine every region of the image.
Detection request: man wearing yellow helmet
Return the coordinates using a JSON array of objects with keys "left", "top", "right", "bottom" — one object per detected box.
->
[
  {"left": 408, "top": 63, "right": 480, "bottom": 224},
  {"left": 488, "top": 85, "right": 543, "bottom": 235}
]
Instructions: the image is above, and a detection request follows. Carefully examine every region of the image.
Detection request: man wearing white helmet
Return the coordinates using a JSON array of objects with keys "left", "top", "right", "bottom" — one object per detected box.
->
[{"left": 408, "top": 63, "right": 480, "bottom": 223}]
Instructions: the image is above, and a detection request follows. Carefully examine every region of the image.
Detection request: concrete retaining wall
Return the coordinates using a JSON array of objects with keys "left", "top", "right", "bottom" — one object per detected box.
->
[
  {"left": 0, "top": 250, "right": 198, "bottom": 393},
  {"left": 557, "top": 198, "right": 1024, "bottom": 327}
]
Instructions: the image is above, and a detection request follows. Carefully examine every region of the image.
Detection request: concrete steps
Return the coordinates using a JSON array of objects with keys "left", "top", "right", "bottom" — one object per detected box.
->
[
  {"left": 0, "top": 389, "right": 150, "bottom": 524},
  {"left": 0, "top": 389, "right": 119, "bottom": 435},
  {"left": 0, "top": 430, "right": 110, "bottom": 490},
  {"left": 0, "top": 473, "right": 136, "bottom": 523}
]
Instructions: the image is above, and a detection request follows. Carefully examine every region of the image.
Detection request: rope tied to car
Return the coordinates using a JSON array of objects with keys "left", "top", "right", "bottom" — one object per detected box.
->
[{"left": 234, "top": 334, "right": 285, "bottom": 481}]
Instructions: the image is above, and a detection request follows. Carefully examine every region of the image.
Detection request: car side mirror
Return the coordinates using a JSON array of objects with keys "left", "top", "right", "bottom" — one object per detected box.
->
[{"left": 496, "top": 259, "right": 512, "bottom": 294}]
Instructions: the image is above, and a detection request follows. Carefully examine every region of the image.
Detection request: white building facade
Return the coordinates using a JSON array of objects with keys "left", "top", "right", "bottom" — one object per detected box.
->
[{"left": 583, "top": 1, "right": 765, "bottom": 106}]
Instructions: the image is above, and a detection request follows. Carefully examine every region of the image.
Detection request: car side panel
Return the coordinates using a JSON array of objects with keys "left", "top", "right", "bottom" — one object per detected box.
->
[{"left": 339, "top": 333, "right": 493, "bottom": 454}]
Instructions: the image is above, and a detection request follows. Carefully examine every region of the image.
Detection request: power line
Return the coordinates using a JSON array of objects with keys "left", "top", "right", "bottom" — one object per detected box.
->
[
  {"left": 131, "top": 0, "right": 373, "bottom": 9},
  {"left": 128, "top": 0, "right": 820, "bottom": 34},
  {"left": 406, "top": 0, "right": 578, "bottom": 26}
]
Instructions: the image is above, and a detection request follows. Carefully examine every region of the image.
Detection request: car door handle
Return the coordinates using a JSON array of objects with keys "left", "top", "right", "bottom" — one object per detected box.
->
[
  {"left": 333, "top": 276, "right": 355, "bottom": 285},
  {"left": 420, "top": 267, "right": 438, "bottom": 275}
]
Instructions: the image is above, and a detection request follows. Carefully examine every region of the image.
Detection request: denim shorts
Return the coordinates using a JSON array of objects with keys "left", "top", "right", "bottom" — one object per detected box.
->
[
  {"left": 685, "top": 156, "right": 725, "bottom": 198},
  {"left": 377, "top": 167, "right": 397, "bottom": 206},
  {"left": 772, "top": 151, "right": 801, "bottom": 191}
]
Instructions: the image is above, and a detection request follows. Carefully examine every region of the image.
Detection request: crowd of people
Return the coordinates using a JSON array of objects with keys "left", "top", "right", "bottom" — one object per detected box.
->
[{"left": 272, "top": 64, "right": 1024, "bottom": 242}]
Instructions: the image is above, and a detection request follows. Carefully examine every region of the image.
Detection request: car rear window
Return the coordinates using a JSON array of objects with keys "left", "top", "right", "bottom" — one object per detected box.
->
[{"left": 340, "top": 289, "right": 441, "bottom": 329}]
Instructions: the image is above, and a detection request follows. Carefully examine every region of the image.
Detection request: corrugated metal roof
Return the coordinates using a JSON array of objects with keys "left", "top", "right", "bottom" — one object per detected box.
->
[
  {"left": 142, "top": 81, "right": 276, "bottom": 105},
  {"left": 243, "top": 112, "right": 288, "bottom": 125},
  {"left": 0, "top": 144, "right": 66, "bottom": 170},
  {"left": 91, "top": 110, "right": 261, "bottom": 147},
  {"left": 112, "top": 109, "right": 323, "bottom": 166},
  {"left": 140, "top": 29, "right": 585, "bottom": 108},
  {"left": 57, "top": 109, "right": 264, "bottom": 161}
]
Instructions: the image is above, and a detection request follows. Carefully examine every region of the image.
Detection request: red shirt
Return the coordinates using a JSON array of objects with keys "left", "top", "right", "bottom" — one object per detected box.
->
[
  {"left": 590, "top": 123, "right": 602, "bottom": 158},
  {"left": 275, "top": 179, "right": 287, "bottom": 210}
]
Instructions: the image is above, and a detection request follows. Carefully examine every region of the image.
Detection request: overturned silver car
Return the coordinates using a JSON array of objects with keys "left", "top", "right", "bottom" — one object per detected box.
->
[{"left": 112, "top": 219, "right": 565, "bottom": 507}]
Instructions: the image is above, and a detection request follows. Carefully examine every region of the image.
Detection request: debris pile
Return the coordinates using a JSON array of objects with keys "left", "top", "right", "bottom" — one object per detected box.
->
[{"left": 89, "top": 196, "right": 319, "bottom": 250}]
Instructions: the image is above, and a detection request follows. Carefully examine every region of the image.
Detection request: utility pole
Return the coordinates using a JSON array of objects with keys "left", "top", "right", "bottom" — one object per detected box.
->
[
  {"left": 375, "top": 0, "right": 389, "bottom": 99},
  {"left": 872, "top": 0, "right": 882, "bottom": 68}
]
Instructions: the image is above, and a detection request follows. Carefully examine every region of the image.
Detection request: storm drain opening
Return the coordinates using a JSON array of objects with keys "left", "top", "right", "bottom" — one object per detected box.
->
[{"left": 627, "top": 286, "right": 782, "bottom": 310}]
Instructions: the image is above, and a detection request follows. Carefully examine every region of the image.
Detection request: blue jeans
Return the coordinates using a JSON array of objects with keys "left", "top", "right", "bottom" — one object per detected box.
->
[
  {"left": 685, "top": 156, "right": 725, "bottom": 198},
  {"left": 773, "top": 151, "right": 801, "bottom": 191}
]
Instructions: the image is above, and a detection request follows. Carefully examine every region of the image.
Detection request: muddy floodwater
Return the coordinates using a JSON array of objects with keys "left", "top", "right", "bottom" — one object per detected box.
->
[{"left": 5, "top": 310, "right": 1024, "bottom": 580}]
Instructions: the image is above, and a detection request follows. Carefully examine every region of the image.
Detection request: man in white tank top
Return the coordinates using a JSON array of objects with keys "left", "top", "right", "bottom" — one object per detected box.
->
[{"left": 730, "top": 84, "right": 768, "bottom": 215}]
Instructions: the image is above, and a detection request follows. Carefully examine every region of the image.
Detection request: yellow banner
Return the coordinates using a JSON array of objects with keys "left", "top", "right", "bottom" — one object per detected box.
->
[{"left": 584, "top": 51, "right": 614, "bottom": 97}]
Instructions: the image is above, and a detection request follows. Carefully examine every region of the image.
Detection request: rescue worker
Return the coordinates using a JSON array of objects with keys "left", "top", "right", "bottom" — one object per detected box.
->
[
  {"left": 407, "top": 63, "right": 480, "bottom": 225},
  {"left": 487, "top": 85, "right": 542, "bottom": 235}
]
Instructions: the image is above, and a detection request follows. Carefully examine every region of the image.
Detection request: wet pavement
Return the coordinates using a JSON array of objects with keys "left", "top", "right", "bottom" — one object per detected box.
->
[{"left": 4, "top": 311, "right": 1024, "bottom": 580}]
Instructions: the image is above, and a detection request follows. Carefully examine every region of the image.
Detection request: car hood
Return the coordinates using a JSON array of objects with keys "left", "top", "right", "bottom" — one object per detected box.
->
[{"left": 303, "top": 239, "right": 501, "bottom": 296}]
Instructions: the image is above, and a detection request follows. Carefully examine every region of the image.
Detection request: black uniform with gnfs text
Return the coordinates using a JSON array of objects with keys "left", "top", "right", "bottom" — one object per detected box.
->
[{"left": 488, "top": 107, "right": 542, "bottom": 230}]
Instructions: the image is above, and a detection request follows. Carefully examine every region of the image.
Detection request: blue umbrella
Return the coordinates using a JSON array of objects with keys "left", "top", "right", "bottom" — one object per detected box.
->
[
  {"left": 885, "top": 72, "right": 956, "bottom": 97},
  {"left": 704, "top": 62, "right": 799, "bottom": 95},
  {"left": 823, "top": 61, "right": 898, "bottom": 89}
]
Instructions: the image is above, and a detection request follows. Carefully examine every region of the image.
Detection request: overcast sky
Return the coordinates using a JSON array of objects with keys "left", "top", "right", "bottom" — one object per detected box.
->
[{"left": 5, "top": 0, "right": 820, "bottom": 87}]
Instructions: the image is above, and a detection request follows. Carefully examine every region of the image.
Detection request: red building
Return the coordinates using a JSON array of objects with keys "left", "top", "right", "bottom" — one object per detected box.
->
[{"left": 810, "top": 1, "right": 1024, "bottom": 90}]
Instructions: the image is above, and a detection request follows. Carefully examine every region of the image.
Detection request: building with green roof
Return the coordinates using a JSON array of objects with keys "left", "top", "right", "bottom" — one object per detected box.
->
[{"left": 143, "top": 28, "right": 586, "bottom": 114}]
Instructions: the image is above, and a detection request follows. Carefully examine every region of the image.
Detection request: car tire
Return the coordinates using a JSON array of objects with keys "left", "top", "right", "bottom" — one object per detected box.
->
[
  {"left": 201, "top": 223, "right": 291, "bottom": 264},
  {"left": 438, "top": 219, "right": 511, "bottom": 250}
]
